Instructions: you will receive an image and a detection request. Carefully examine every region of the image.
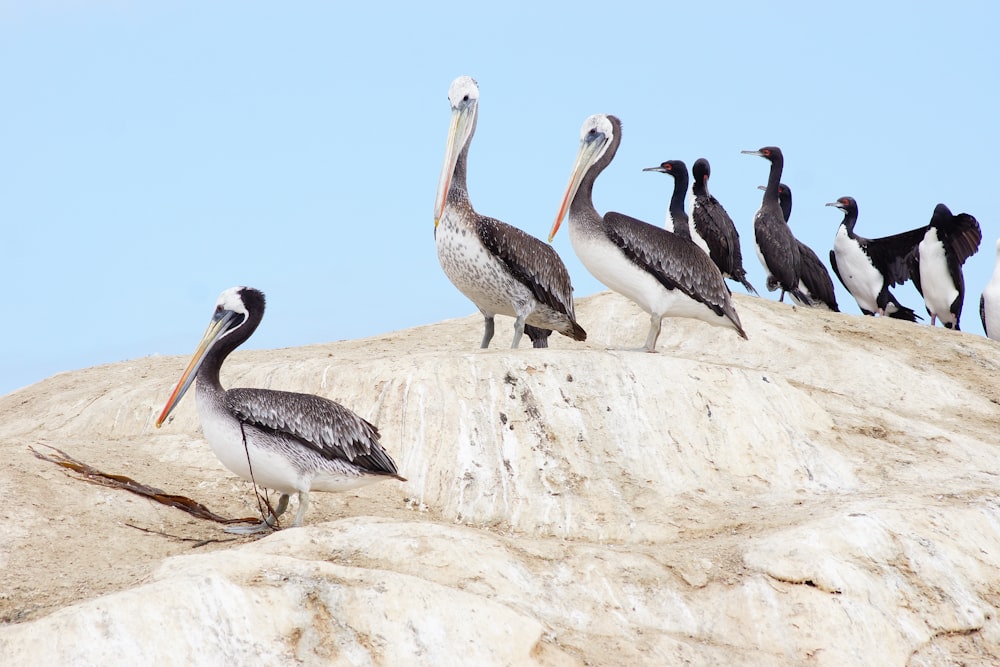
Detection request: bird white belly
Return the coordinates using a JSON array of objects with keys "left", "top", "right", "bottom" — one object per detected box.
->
[
  {"left": 569, "top": 219, "right": 717, "bottom": 324},
  {"left": 569, "top": 223, "right": 669, "bottom": 314},
  {"left": 834, "top": 229, "right": 883, "bottom": 313},
  {"left": 197, "top": 389, "right": 303, "bottom": 495},
  {"left": 789, "top": 281, "right": 812, "bottom": 307},
  {"left": 983, "top": 258, "right": 1000, "bottom": 339},
  {"left": 918, "top": 230, "right": 959, "bottom": 322},
  {"left": 436, "top": 208, "right": 532, "bottom": 318},
  {"left": 753, "top": 235, "right": 775, "bottom": 286},
  {"left": 691, "top": 230, "right": 711, "bottom": 260}
]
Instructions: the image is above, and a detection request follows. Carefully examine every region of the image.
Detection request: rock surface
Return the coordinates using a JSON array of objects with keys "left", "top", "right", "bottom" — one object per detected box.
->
[{"left": 1, "top": 292, "right": 999, "bottom": 665}]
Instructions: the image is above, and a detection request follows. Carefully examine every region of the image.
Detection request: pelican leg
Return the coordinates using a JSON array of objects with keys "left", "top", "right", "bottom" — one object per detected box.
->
[
  {"left": 224, "top": 493, "right": 290, "bottom": 534},
  {"left": 643, "top": 314, "right": 662, "bottom": 353},
  {"left": 511, "top": 314, "right": 526, "bottom": 349},
  {"left": 292, "top": 491, "right": 311, "bottom": 527},
  {"left": 480, "top": 315, "right": 495, "bottom": 348}
]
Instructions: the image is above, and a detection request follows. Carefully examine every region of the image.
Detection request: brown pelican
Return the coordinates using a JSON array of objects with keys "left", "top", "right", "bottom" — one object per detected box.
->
[
  {"left": 742, "top": 146, "right": 812, "bottom": 306},
  {"left": 434, "top": 75, "right": 586, "bottom": 349},
  {"left": 826, "top": 196, "right": 921, "bottom": 321},
  {"left": 549, "top": 114, "right": 747, "bottom": 352},
  {"left": 155, "top": 286, "right": 405, "bottom": 533},
  {"left": 909, "top": 203, "right": 982, "bottom": 329}
]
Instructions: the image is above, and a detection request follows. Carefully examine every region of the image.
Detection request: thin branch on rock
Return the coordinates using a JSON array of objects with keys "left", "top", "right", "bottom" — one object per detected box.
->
[
  {"left": 29, "top": 444, "right": 262, "bottom": 529},
  {"left": 123, "top": 522, "right": 238, "bottom": 548}
]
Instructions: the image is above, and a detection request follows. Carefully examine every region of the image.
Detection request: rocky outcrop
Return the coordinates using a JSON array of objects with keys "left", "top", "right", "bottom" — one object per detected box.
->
[{"left": 1, "top": 292, "right": 999, "bottom": 665}]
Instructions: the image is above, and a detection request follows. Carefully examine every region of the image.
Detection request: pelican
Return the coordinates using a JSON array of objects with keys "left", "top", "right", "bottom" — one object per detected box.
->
[
  {"left": 549, "top": 114, "right": 747, "bottom": 352},
  {"left": 434, "top": 75, "right": 586, "bottom": 349},
  {"left": 156, "top": 286, "right": 405, "bottom": 532}
]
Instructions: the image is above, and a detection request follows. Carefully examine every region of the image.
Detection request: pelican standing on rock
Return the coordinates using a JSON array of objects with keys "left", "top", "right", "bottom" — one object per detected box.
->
[
  {"left": 434, "top": 75, "right": 586, "bottom": 349},
  {"left": 550, "top": 114, "right": 747, "bottom": 352},
  {"left": 156, "top": 287, "right": 405, "bottom": 533},
  {"left": 742, "top": 146, "right": 812, "bottom": 306}
]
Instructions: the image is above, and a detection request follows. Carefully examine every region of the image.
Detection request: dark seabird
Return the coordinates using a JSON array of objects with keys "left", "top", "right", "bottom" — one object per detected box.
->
[
  {"left": 741, "top": 146, "right": 812, "bottom": 305},
  {"left": 981, "top": 239, "right": 1000, "bottom": 340},
  {"left": 758, "top": 183, "right": 839, "bottom": 311},
  {"left": 642, "top": 159, "right": 691, "bottom": 238},
  {"left": 826, "top": 196, "right": 921, "bottom": 321},
  {"left": 690, "top": 158, "right": 758, "bottom": 295},
  {"left": 434, "top": 75, "right": 586, "bottom": 349},
  {"left": 156, "top": 287, "right": 405, "bottom": 532},
  {"left": 909, "top": 203, "right": 982, "bottom": 330},
  {"left": 645, "top": 158, "right": 758, "bottom": 295},
  {"left": 549, "top": 114, "right": 746, "bottom": 352}
]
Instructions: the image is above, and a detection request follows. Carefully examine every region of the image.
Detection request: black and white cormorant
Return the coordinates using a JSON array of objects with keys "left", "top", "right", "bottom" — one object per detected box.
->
[
  {"left": 826, "top": 196, "right": 921, "bottom": 321},
  {"left": 156, "top": 287, "right": 405, "bottom": 532},
  {"left": 549, "top": 114, "right": 746, "bottom": 352},
  {"left": 981, "top": 239, "right": 1000, "bottom": 340},
  {"left": 434, "top": 75, "right": 586, "bottom": 349},
  {"left": 741, "top": 147, "right": 812, "bottom": 305},
  {"left": 749, "top": 182, "right": 836, "bottom": 311},
  {"left": 909, "top": 203, "right": 982, "bottom": 330}
]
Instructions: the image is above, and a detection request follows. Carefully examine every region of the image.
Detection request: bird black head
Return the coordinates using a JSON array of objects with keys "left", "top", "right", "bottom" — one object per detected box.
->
[
  {"left": 742, "top": 146, "right": 782, "bottom": 163},
  {"left": 825, "top": 196, "right": 857, "bottom": 213},
  {"left": 929, "top": 203, "right": 954, "bottom": 226},
  {"left": 642, "top": 159, "right": 686, "bottom": 176},
  {"left": 692, "top": 158, "right": 711, "bottom": 184}
]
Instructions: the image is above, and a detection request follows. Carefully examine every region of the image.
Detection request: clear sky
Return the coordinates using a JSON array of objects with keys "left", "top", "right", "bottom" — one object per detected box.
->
[{"left": 2, "top": 2, "right": 998, "bottom": 396}]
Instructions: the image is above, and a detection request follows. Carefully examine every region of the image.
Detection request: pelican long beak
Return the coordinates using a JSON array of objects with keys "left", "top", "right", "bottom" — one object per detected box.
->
[
  {"left": 549, "top": 131, "right": 606, "bottom": 243},
  {"left": 155, "top": 309, "right": 238, "bottom": 427},
  {"left": 434, "top": 102, "right": 475, "bottom": 226}
]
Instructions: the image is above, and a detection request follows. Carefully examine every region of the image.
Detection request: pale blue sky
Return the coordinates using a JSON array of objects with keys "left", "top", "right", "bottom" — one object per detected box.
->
[{"left": 2, "top": 2, "right": 997, "bottom": 396}]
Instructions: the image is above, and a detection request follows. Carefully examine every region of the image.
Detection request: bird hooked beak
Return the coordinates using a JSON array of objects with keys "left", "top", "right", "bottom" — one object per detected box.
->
[
  {"left": 549, "top": 126, "right": 608, "bottom": 242},
  {"left": 434, "top": 96, "right": 477, "bottom": 227},
  {"left": 642, "top": 163, "right": 670, "bottom": 174},
  {"left": 741, "top": 149, "right": 765, "bottom": 158},
  {"left": 825, "top": 199, "right": 846, "bottom": 210},
  {"left": 155, "top": 307, "right": 241, "bottom": 427}
]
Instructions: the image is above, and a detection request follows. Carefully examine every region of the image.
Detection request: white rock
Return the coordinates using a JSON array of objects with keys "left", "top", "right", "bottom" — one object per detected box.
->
[{"left": 2, "top": 292, "right": 1000, "bottom": 665}]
